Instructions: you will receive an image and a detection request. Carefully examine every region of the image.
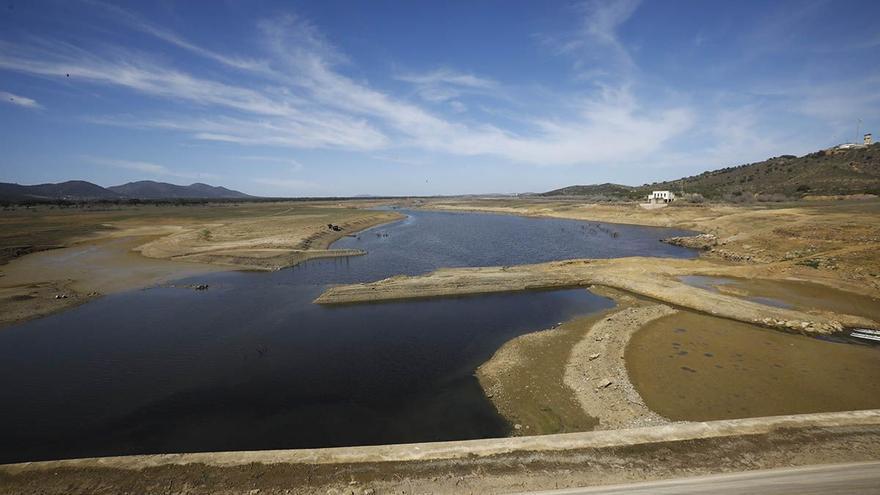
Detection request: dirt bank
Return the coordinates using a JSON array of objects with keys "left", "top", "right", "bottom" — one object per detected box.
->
[
  {"left": 2, "top": 410, "right": 879, "bottom": 494},
  {"left": 0, "top": 236, "right": 226, "bottom": 328},
  {"left": 476, "top": 301, "right": 605, "bottom": 436},
  {"left": 0, "top": 202, "right": 402, "bottom": 328},
  {"left": 316, "top": 257, "right": 878, "bottom": 335},
  {"left": 134, "top": 207, "right": 401, "bottom": 270}
]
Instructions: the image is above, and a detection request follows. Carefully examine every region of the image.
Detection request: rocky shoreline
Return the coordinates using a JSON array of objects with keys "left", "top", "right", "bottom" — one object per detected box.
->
[{"left": 563, "top": 298, "right": 675, "bottom": 430}]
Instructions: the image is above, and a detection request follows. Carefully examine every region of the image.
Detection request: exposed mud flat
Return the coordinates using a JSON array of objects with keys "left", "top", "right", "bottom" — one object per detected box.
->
[
  {"left": 0, "top": 236, "right": 226, "bottom": 328},
  {"left": 626, "top": 311, "right": 880, "bottom": 421}
]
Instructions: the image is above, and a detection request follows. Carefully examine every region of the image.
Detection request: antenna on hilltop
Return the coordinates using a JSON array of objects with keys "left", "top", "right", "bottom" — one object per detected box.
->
[{"left": 857, "top": 118, "right": 862, "bottom": 144}]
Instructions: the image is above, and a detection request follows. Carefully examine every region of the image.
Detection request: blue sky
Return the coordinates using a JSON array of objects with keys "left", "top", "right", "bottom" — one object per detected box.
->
[{"left": 0, "top": 0, "right": 878, "bottom": 196}]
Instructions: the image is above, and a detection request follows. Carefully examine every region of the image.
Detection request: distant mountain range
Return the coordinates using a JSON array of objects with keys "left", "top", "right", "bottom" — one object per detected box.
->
[
  {"left": 542, "top": 143, "right": 880, "bottom": 200},
  {"left": 107, "top": 181, "right": 252, "bottom": 199},
  {"left": 0, "top": 180, "right": 253, "bottom": 201}
]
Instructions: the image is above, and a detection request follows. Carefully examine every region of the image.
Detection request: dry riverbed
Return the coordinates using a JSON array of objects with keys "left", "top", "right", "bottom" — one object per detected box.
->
[{"left": 0, "top": 202, "right": 401, "bottom": 327}]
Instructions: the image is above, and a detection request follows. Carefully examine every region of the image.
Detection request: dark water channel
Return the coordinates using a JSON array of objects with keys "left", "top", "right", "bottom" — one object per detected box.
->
[{"left": 0, "top": 209, "right": 696, "bottom": 463}]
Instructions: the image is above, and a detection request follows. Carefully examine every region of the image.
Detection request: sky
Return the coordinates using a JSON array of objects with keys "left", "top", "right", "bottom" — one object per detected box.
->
[{"left": 0, "top": 0, "right": 878, "bottom": 197}]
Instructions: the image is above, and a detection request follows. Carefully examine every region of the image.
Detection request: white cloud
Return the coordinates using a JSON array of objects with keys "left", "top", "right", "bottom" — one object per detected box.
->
[
  {"left": 87, "top": 156, "right": 219, "bottom": 180},
  {"left": 84, "top": 0, "right": 269, "bottom": 72},
  {"left": 0, "top": 42, "right": 288, "bottom": 116},
  {"left": 0, "top": 90, "right": 41, "bottom": 108},
  {"left": 795, "top": 77, "right": 880, "bottom": 125}
]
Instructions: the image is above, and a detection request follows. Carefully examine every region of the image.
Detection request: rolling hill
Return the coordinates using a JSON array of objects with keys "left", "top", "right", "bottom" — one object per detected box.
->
[
  {"left": 542, "top": 143, "right": 880, "bottom": 201},
  {"left": 107, "top": 181, "right": 252, "bottom": 199},
  {"left": 541, "top": 183, "right": 637, "bottom": 199},
  {"left": 0, "top": 180, "right": 253, "bottom": 202},
  {"left": 0, "top": 180, "right": 121, "bottom": 201}
]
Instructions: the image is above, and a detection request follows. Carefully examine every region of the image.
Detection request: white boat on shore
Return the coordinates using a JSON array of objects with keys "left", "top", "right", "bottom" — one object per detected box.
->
[{"left": 850, "top": 331, "right": 880, "bottom": 342}]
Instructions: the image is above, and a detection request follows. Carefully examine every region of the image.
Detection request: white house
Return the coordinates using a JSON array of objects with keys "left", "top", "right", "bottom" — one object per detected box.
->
[
  {"left": 832, "top": 132, "right": 872, "bottom": 151},
  {"left": 648, "top": 190, "right": 675, "bottom": 203}
]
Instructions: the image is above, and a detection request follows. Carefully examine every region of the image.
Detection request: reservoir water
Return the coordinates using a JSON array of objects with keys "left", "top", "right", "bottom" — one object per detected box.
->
[{"left": 0, "top": 209, "right": 696, "bottom": 463}]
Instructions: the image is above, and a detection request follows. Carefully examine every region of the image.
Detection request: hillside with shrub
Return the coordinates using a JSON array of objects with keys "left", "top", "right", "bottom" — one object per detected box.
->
[{"left": 542, "top": 143, "right": 880, "bottom": 201}]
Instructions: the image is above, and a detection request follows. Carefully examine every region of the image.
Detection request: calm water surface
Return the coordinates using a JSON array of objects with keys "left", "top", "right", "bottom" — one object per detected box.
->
[
  {"left": 627, "top": 311, "right": 880, "bottom": 421},
  {"left": 0, "top": 209, "right": 696, "bottom": 462}
]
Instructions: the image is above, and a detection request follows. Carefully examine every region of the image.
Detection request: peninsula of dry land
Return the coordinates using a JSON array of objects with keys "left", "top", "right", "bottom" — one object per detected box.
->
[{"left": 0, "top": 201, "right": 402, "bottom": 328}]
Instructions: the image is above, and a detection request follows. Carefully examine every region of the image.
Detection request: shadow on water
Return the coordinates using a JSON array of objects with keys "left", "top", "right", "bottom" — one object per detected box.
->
[{"left": 0, "top": 209, "right": 696, "bottom": 463}]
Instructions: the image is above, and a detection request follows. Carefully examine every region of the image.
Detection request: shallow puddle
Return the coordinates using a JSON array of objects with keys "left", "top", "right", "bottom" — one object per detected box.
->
[
  {"left": 679, "top": 275, "right": 880, "bottom": 321},
  {"left": 626, "top": 311, "right": 880, "bottom": 421}
]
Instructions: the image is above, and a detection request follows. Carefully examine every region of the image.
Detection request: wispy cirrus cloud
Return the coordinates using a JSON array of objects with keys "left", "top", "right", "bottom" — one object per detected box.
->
[
  {"left": 540, "top": 0, "right": 641, "bottom": 80},
  {"left": 396, "top": 69, "right": 496, "bottom": 90},
  {"left": 0, "top": 39, "right": 290, "bottom": 116},
  {"left": 396, "top": 68, "right": 497, "bottom": 105},
  {"left": 0, "top": 90, "right": 41, "bottom": 108},
  {"left": 1, "top": 3, "right": 695, "bottom": 167},
  {"left": 237, "top": 155, "right": 306, "bottom": 171},
  {"left": 251, "top": 177, "right": 320, "bottom": 191}
]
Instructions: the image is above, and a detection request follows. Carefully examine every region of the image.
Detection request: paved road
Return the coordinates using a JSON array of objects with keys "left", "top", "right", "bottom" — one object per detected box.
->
[{"left": 520, "top": 461, "right": 880, "bottom": 495}]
